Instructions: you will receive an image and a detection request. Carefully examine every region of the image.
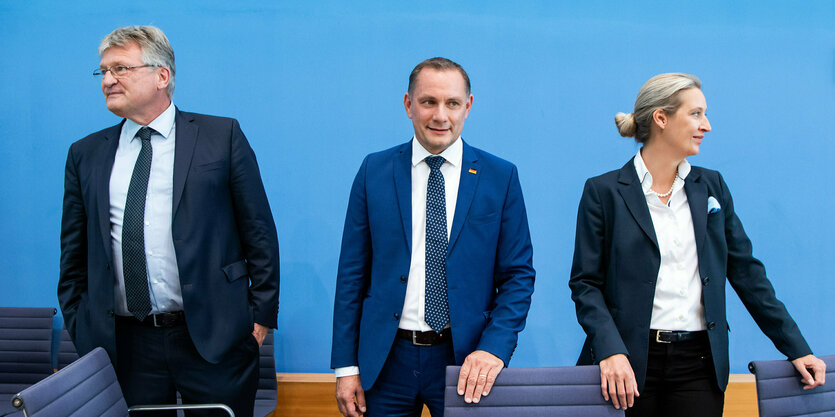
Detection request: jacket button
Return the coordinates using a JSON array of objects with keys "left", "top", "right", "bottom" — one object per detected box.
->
[
  {"left": 106, "top": 263, "right": 111, "bottom": 271},
  {"left": 707, "top": 322, "right": 716, "bottom": 330},
  {"left": 108, "top": 310, "right": 115, "bottom": 317},
  {"left": 702, "top": 276, "right": 710, "bottom": 286},
  {"left": 400, "top": 275, "right": 407, "bottom": 283},
  {"left": 393, "top": 313, "right": 400, "bottom": 320}
]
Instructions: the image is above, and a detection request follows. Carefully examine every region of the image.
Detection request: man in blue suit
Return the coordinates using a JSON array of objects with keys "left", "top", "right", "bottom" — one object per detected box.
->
[
  {"left": 331, "top": 57, "right": 535, "bottom": 416},
  {"left": 58, "top": 26, "right": 279, "bottom": 416}
]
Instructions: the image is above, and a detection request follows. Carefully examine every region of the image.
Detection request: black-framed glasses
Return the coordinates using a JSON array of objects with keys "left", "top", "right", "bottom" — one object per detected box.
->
[{"left": 93, "top": 64, "right": 158, "bottom": 79}]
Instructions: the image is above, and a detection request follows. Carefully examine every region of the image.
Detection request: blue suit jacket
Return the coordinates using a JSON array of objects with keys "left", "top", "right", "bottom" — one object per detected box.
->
[
  {"left": 569, "top": 158, "right": 812, "bottom": 391},
  {"left": 58, "top": 109, "right": 280, "bottom": 364},
  {"left": 331, "top": 140, "right": 535, "bottom": 390}
]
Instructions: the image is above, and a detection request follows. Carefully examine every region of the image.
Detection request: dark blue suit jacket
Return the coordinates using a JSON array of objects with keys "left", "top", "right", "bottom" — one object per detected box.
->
[
  {"left": 58, "top": 109, "right": 279, "bottom": 364},
  {"left": 331, "top": 140, "right": 535, "bottom": 390},
  {"left": 569, "top": 158, "right": 811, "bottom": 391}
]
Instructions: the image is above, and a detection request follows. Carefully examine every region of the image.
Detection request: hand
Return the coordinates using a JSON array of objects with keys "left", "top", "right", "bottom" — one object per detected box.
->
[
  {"left": 335, "top": 374, "right": 366, "bottom": 417},
  {"left": 791, "top": 354, "right": 826, "bottom": 390},
  {"left": 457, "top": 350, "right": 504, "bottom": 404},
  {"left": 251, "top": 323, "right": 268, "bottom": 347},
  {"left": 599, "top": 353, "right": 639, "bottom": 410}
]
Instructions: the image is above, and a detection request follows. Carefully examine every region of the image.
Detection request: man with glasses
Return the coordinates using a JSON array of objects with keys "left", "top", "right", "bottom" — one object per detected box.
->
[{"left": 58, "top": 25, "right": 279, "bottom": 416}]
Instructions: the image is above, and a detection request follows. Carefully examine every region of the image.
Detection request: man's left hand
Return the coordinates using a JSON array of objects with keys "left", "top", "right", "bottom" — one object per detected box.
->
[
  {"left": 457, "top": 350, "right": 504, "bottom": 404},
  {"left": 252, "top": 323, "right": 269, "bottom": 347},
  {"left": 791, "top": 354, "right": 826, "bottom": 390}
]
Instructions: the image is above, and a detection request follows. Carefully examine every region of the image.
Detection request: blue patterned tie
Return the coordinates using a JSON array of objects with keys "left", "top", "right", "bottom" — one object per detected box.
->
[
  {"left": 424, "top": 155, "right": 449, "bottom": 333},
  {"left": 122, "top": 126, "right": 154, "bottom": 320}
]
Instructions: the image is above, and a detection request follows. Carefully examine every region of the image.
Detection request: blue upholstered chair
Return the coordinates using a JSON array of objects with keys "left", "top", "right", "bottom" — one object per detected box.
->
[
  {"left": 748, "top": 354, "right": 835, "bottom": 417},
  {"left": 56, "top": 327, "right": 79, "bottom": 371},
  {"left": 254, "top": 330, "right": 278, "bottom": 417},
  {"left": 0, "top": 307, "right": 56, "bottom": 417},
  {"left": 444, "top": 365, "right": 624, "bottom": 416},
  {"left": 12, "top": 347, "right": 234, "bottom": 417}
]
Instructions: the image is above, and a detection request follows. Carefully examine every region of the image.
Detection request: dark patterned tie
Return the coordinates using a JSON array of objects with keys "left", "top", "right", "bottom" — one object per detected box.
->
[
  {"left": 122, "top": 126, "right": 154, "bottom": 320},
  {"left": 424, "top": 155, "right": 450, "bottom": 333}
]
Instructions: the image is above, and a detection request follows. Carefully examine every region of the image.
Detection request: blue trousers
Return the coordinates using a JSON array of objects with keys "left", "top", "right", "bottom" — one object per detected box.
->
[{"left": 365, "top": 338, "right": 456, "bottom": 417}]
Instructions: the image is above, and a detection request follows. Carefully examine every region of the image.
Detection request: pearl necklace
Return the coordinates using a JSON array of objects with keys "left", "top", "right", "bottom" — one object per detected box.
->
[{"left": 652, "top": 175, "right": 680, "bottom": 198}]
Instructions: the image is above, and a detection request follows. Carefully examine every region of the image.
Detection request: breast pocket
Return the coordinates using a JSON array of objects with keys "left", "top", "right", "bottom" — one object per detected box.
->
[
  {"left": 468, "top": 211, "right": 499, "bottom": 225},
  {"left": 193, "top": 160, "right": 227, "bottom": 173}
]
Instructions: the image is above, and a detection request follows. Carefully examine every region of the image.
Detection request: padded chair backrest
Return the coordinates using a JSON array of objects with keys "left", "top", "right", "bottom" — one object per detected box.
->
[
  {"left": 57, "top": 327, "right": 80, "bottom": 370},
  {"left": 444, "top": 365, "right": 624, "bottom": 417},
  {"left": 12, "top": 347, "right": 129, "bottom": 417},
  {"left": 0, "top": 307, "right": 56, "bottom": 399},
  {"left": 254, "top": 331, "right": 277, "bottom": 416},
  {"left": 748, "top": 354, "right": 835, "bottom": 417}
]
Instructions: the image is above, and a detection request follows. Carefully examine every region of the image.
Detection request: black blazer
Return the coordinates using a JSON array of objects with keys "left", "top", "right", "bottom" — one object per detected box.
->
[
  {"left": 58, "top": 109, "right": 279, "bottom": 364},
  {"left": 569, "top": 157, "right": 811, "bottom": 391}
]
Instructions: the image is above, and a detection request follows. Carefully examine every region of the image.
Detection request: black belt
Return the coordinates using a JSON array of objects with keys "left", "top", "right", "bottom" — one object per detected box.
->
[
  {"left": 651, "top": 329, "right": 707, "bottom": 344},
  {"left": 397, "top": 328, "right": 451, "bottom": 346},
  {"left": 116, "top": 311, "right": 185, "bottom": 328}
]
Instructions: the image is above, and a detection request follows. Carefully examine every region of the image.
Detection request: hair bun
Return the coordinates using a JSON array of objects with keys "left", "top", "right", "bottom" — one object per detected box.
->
[{"left": 614, "top": 112, "right": 637, "bottom": 138}]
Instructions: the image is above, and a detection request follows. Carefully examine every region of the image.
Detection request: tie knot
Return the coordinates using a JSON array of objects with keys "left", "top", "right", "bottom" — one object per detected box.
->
[
  {"left": 425, "top": 155, "right": 445, "bottom": 170},
  {"left": 136, "top": 126, "right": 154, "bottom": 142}
]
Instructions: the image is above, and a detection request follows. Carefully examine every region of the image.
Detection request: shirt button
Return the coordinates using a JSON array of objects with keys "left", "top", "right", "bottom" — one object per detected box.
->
[
  {"left": 674, "top": 239, "right": 681, "bottom": 246},
  {"left": 145, "top": 221, "right": 150, "bottom": 226},
  {"left": 147, "top": 250, "right": 153, "bottom": 255},
  {"left": 678, "top": 315, "right": 685, "bottom": 321},
  {"left": 153, "top": 280, "right": 159, "bottom": 284},
  {"left": 679, "top": 289, "right": 686, "bottom": 296}
]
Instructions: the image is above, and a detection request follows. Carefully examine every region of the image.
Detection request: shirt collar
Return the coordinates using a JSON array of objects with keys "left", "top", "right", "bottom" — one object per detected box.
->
[
  {"left": 122, "top": 102, "right": 176, "bottom": 142},
  {"left": 411, "top": 136, "right": 463, "bottom": 168},
  {"left": 633, "top": 149, "right": 691, "bottom": 195}
]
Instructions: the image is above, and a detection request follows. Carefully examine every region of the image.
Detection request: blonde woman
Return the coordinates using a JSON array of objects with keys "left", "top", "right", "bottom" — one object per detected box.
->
[{"left": 569, "top": 73, "right": 825, "bottom": 416}]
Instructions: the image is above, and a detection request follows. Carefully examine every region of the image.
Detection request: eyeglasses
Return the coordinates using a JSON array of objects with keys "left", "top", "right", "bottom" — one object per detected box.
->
[{"left": 93, "top": 64, "right": 158, "bottom": 79}]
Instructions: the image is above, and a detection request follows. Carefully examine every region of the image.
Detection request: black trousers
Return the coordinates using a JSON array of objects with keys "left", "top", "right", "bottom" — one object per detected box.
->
[
  {"left": 626, "top": 331, "right": 724, "bottom": 417},
  {"left": 115, "top": 318, "right": 259, "bottom": 417}
]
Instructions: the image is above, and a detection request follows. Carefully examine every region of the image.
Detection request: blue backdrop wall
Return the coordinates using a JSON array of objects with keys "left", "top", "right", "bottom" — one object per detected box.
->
[{"left": 1, "top": 1, "right": 833, "bottom": 374}]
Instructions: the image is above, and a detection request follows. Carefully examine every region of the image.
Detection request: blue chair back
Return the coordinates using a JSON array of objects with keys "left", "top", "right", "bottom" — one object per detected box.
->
[
  {"left": 56, "top": 327, "right": 80, "bottom": 370},
  {"left": 12, "top": 347, "right": 129, "bottom": 417},
  {"left": 748, "top": 354, "right": 835, "bottom": 417},
  {"left": 444, "top": 365, "right": 624, "bottom": 416},
  {"left": 254, "top": 330, "right": 278, "bottom": 417},
  {"left": 0, "top": 307, "right": 55, "bottom": 416}
]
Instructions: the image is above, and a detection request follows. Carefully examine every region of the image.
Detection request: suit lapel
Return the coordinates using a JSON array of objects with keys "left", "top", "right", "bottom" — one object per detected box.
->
[
  {"left": 448, "top": 141, "right": 479, "bottom": 254},
  {"left": 97, "top": 122, "right": 124, "bottom": 262},
  {"left": 393, "top": 142, "right": 413, "bottom": 252},
  {"left": 684, "top": 168, "right": 707, "bottom": 258},
  {"left": 172, "top": 109, "right": 197, "bottom": 217},
  {"left": 616, "top": 159, "right": 659, "bottom": 249}
]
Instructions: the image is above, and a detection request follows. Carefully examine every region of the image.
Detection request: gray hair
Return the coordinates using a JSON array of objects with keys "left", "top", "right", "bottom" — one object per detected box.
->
[
  {"left": 615, "top": 73, "right": 701, "bottom": 143},
  {"left": 99, "top": 25, "right": 176, "bottom": 97}
]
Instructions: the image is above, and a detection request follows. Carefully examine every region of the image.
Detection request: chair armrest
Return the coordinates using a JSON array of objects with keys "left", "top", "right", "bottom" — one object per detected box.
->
[{"left": 129, "top": 403, "right": 234, "bottom": 416}]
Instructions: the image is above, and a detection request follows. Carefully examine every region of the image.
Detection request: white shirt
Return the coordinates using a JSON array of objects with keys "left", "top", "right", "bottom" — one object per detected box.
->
[
  {"left": 335, "top": 137, "right": 463, "bottom": 378},
  {"left": 634, "top": 150, "right": 706, "bottom": 331},
  {"left": 109, "top": 102, "right": 183, "bottom": 316}
]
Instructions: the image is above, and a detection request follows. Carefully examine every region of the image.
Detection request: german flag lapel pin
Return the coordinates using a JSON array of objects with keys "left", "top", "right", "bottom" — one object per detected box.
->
[{"left": 468, "top": 168, "right": 477, "bottom": 175}]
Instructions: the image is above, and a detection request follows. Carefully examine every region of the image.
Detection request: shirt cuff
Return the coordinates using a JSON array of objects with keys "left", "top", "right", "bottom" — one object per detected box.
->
[{"left": 334, "top": 366, "right": 360, "bottom": 378}]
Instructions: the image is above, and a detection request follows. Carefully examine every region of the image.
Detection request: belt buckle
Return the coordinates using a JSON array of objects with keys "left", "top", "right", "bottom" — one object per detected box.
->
[
  {"left": 655, "top": 330, "right": 672, "bottom": 344},
  {"left": 152, "top": 314, "right": 163, "bottom": 328},
  {"left": 411, "top": 331, "right": 432, "bottom": 347}
]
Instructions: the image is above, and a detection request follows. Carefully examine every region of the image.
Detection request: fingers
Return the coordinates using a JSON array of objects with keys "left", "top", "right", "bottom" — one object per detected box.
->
[
  {"left": 608, "top": 374, "right": 620, "bottom": 409},
  {"left": 600, "top": 370, "right": 609, "bottom": 402},
  {"left": 457, "top": 361, "right": 471, "bottom": 395},
  {"left": 616, "top": 378, "right": 627, "bottom": 411},
  {"left": 482, "top": 366, "right": 501, "bottom": 396},
  {"left": 356, "top": 387, "right": 367, "bottom": 415}
]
